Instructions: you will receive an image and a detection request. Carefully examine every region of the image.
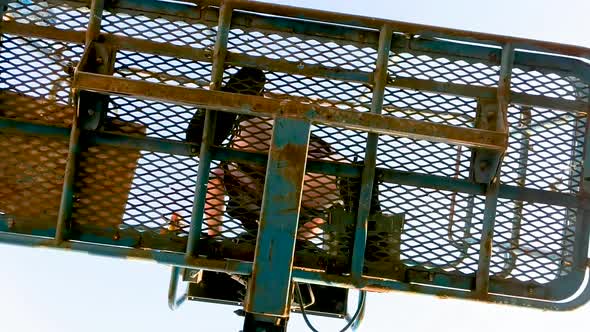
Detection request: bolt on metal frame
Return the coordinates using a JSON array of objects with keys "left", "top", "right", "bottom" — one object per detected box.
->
[{"left": 1, "top": 0, "right": 590, "bottom": 330}]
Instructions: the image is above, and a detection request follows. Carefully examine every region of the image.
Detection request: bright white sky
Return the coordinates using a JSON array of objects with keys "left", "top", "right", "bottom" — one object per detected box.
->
[{"left": 1, "top": 0, "right": 589, "bottom": 331}]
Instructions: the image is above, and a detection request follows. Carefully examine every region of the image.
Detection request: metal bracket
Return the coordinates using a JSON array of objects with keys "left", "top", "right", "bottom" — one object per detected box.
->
[
  {"left": 76, "top": 41, "right": 117, "bottom": 130},
  {"left": 470, "top": 98, "right": 504, "bottom": 184}
]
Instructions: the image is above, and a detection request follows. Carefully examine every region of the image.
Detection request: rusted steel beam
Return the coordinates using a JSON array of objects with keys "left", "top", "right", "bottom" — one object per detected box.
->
[
  {"left": 244, "top": 118, "right": 311, "bottom": 321},
  {"left": 47, "top": 1, "right": 590, "bottom": 69},
  {"left": 53, "top": 119, "right": 80, "bottom": 244},
  {"left": 226, "top": 1, "right": 590, "bottom": 58},
  {"left": 511, "top": 93, "right": 589, "bottom": 114},
  {"left": 0, "top": 21, "right": 86, "bottom": 43},
  {"left": 99, "top": 36, "right": 589, "bottom": 113},
  {"left": 56, "top": 0, "right": 107, "bottom": 244},
  {"left": 350, "top": 24, "right": 393, "bottom": 281},
  {"left": 474, "top": 43, "right": 514, "bottom": 296},
  {"left": 0, "top": 26, "right": 584, "bottom": 113},
  {"left": 103, "top": 34, "right": 210, "bottom": 62},
  {"left": 73, "top": 72, "right": 508, "bottom": 150},
  {"left": 185, "top": 0, "right": 233, "bottom": 258}
]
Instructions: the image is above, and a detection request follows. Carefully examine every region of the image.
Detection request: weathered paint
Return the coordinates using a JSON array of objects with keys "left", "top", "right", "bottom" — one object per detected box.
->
[
  {"left": 351, "top": 24, "right": 393, "bottom": 280},
  {"left": 0, "top": 226, "right": 587, "bottom": 308},
  {"left": 186, "top": 1, "right": 233, "bottom": 258},
  {"left": 244, "top": 118, "right": 311, "bottom": 319},
  {"left": 53, "top": 119, "right": 80, "bottom": 244},
  {"left": 0, "top": 116, "right": 584, "bottom": 208},
  {"left": 73, "top": 72, "right": 509, "bottom": 150},
  {"left": 2, "top": 5, "right": 585, "bottom": 111},
  {"left": 0, "top": 0, "right": 589, "bottom": 319},
  {"left": 474, "top": 43, "right": 514, "bottom": 297},
  {"left": 474, "top": 174, "right": 500, "bottom": 297}
]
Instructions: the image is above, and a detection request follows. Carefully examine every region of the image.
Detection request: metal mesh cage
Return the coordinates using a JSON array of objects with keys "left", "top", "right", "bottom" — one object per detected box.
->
[{"left": 1, "top": 0, "right": 589, "bottom": 311}]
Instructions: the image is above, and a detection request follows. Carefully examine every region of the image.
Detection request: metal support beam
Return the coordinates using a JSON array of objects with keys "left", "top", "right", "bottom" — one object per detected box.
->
[
  {"left": 54, "top": 119, "right": 81, "bottom": 244},
  {"left": 474, "top": 43, "right": 514, "bottom": 295},
  {"left": 0, "top": 116, "right": 584, "bottom": 208},
  {"left": 73, "top": 72, "right": 508, "bottom": 151},
  {"left": 186, "top": 0, "right": 233, "bottom": 258},
  {"left": 244, "top": 118, "right": 311, "bottom": 327},
  {"left": 573, "top": 112, "right": 590, "bottom": 270},
  {"left": 55, "top": 0, "right": 107, "bottom": 244},
  {"left": 350, "top": 24, "right": 392, "bottom": 280},
  {"left": 497, "top": 43, "right": 514, "bottom": 133},
  {"left": 474, "top": 175, "right": 500, "bottom": 296}
]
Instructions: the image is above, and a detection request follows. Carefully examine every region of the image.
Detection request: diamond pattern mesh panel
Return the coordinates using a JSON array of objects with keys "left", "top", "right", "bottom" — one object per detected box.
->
[
  {"left": 389, "top": 50, "right": 500, "bottom": 87},
  {"left": 511, "top": 65, "right": 589, "bottom": 101},
  {"left": 491, "top": 200, "right": 576, "bottom": 284},
  {"left": 372, "top": 183, "right": 484, "bottom": 275},
  {"left": 5, "top": 0, "right": 90, "bottom": 32},
  {"left": 501, "top": 105, "right": 586, "bottom": 194},
  {"left": 101, "top": 9, "right": 217, "bottom": 49},
  {"left": 228, "top": 26, "right": 377, "bottom": 72},
  {"left": 0, "top": 34, "right": 82, "bottom": 119}
]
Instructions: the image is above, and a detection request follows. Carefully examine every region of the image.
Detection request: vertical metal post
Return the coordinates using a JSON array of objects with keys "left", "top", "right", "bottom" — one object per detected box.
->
[
  {"left": 185, "top": 1, "right": 232, "bottom": 257},
  {"left": 243, "top": 117, "right": 311, "bottom": 329},
  {"left": 475, "top": 175, "right": 500, "bottom": 296},
  {"left": 498, "top": 106, "right": 531, "bottom": 277},
  {"left": 475, "top": 43, "right": 514, "bottom": 296},
  {"left": 85, "top": 0, "right": 104, "bottom": 47},
  {"left": 350, "top": 24, "right": 393, "bottom": 281},
  {"left": 573, "top": 112, "right": 590, "bottom": 270},
  {"left": 55, "top": 0, "right": 105, "bottom": 244}
]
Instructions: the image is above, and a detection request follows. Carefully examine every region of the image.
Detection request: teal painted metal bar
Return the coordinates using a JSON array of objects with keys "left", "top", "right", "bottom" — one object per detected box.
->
[
  {"left": 474, "top": 43, "right": 514, "bottom": 296},
  {"left": 0, "top": 227, "right": 586, "bottom": 305},
  {"left": 0, "top": 116, "right": 584, "bottom": 208},
  {"left": 53, "top": 118, "right": 80, "bottom": 244},
  {"left": 497, "top": 109, "right": 531, "bottom": 278},
  {"left": 474, "top": 177, "right": 500, "bottom": 296},
  {"left": 55, "top": 0, "right": 106, "bottom": 244},
  {"left": 350, "top": 24, "right": 393, "bottom": 280},
  {"left": 185, "top": 2, "right": 232, "bottom": 258},
  {"left": 582, "top": 113, "right": 590, "bottom": 194},
  {"left": 168, "top": 266, "right": 187, "bottom": 310},
  {"left": 244, "top": 117, "right": 311, "bottom": 324},
  {"left": 573, "top": 113, "right": 590, "bottom": 270}
]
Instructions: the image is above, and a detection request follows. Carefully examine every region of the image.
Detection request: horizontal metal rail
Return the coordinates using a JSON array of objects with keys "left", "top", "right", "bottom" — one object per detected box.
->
[
  {"left": 2, "top": 19, "right": 587, "bottom": 114},
  {"left": 54, "top": 0, "right": 590, "bottom": 58},
  {"left": 0, "top": 228, "right": 588, "bottom": 309},
  {"left": 0, "top": 117, "right": 584, "bottom": 209},
  {"left": 73, "top": 72, "right": 508, "bottom": 150}
]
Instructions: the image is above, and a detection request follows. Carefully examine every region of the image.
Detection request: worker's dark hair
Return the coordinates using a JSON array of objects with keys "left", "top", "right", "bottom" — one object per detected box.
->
[
  {"left": 186, "top": 67, "right": 267, "bottom": 145},
  {"left": 221, "top": 67, "right": 267, "bottom": 96}
]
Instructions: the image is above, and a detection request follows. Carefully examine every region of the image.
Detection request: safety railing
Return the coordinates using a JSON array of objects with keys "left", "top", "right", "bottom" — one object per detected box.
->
[{"left": 1, "top": 0, "right": 589, "bottom": 329}]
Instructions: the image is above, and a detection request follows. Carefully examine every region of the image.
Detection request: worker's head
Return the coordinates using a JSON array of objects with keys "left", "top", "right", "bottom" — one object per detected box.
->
[{"left": 223, "top": 67, "right": 266, "bottom": 96}]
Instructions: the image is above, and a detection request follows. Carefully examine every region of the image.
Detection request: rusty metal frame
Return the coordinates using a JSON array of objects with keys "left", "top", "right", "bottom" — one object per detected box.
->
[{"left": 1, "top": 0, "right": 590, "bottom": 329}]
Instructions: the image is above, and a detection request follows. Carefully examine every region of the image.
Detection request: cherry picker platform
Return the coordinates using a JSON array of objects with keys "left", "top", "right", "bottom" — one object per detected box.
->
[{"left": 1, "top": 1, "right": 589, "bottom": 331}]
